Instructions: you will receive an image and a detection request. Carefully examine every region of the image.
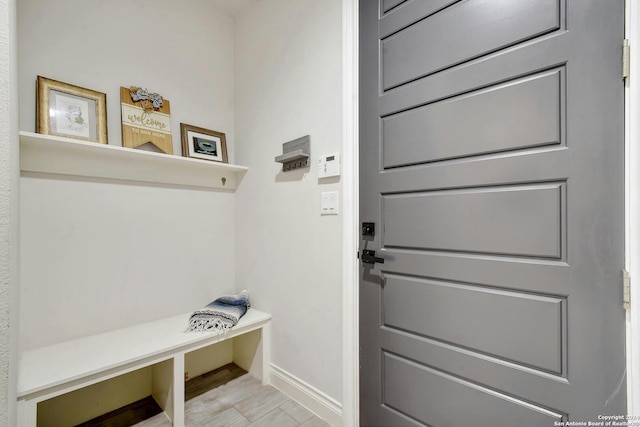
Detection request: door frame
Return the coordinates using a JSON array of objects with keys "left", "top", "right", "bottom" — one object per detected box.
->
[
  {"left": 625, "top": 0, "right": 640, "bottom": 415},
  {"left": 342, "top": 1, "right": 639, "bottom": 425},
  {"left": 341, "top": 0, "right": 360, "bottom": 425}
]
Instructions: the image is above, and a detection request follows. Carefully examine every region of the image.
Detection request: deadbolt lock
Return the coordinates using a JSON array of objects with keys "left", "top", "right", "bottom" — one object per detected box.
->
[{"left": 362, "top": 222, "right": 375, "bottom": 237}]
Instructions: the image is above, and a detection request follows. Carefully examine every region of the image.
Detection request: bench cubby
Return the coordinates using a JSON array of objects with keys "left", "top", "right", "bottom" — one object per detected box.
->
[{"left": 17, "top": 309, "right": 271, "bottom": 426}]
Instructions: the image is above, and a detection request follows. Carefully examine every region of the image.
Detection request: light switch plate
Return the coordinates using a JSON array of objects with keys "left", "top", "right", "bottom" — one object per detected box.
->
[{"left": 321, "top": 191, "right": 339, "bottom": 215}]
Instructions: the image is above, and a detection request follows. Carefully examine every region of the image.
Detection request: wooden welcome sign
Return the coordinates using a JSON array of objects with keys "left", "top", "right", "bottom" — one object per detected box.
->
[{"left": 120, "top": 86, "right": 173, "bottom": 154}]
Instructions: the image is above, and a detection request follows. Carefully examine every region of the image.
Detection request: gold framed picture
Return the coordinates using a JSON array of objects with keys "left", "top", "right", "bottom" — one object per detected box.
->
[
  {"left": 180, "top": 123, "right": 228, "bottom": 163},
  {"left": 36, "top": 76, "right": 108, "bottom": 144}
]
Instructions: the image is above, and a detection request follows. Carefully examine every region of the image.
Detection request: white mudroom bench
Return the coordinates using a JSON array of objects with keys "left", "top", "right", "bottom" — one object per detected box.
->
[{"left": 17, "top": 308, "right": 271, "bottom": 426}]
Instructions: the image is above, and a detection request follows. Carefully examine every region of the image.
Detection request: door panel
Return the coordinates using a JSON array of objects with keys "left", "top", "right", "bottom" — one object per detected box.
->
[
  {"left": 383, "top": 275, "right": 565, "bottom": 374},
  {"left": 381, "top": 0, "right": 407, "bottom": 14},
  {"left": 383, "top": 183, "right": 563, "bottom": 258},
  {"left": 360, "top": 0, "right": 626, "bottom": 425},
  {"left": 382, "top": 70, "right": 562, "bottom": 167},
  {"left": 381, "top": 0, "right": 560, "bottom": 90},
  {"left": 380, "top": 0, "right": 459, "bottom": 39},
  {"left": 384, "top": 353, "right": 564, "bottom": 426}
]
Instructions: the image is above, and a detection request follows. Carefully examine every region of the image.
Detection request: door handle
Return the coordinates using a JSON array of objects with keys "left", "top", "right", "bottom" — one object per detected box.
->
[{"left": 361, "top": 249, "right": 385, "bottom": 265}]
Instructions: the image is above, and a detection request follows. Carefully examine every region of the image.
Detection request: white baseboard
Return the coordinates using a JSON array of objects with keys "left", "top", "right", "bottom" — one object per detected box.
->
[{"left": 268, "top": 364, "right": 343, "bottom": 426}]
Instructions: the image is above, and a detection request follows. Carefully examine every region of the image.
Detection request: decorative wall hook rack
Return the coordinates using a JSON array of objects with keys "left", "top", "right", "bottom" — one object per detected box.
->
[{"left": 275, "top": 135, "right": 310, "bottom": 172}]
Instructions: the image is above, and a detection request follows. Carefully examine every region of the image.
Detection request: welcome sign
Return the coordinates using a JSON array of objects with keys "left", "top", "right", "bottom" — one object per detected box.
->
[{"left": 120, "top": 86, "right": 173, "bottom": 154}]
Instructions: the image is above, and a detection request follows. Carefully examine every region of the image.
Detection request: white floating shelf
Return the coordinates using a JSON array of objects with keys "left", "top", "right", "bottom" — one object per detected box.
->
[{"left": 19, "top": 131, "right": 248, "bottom": 190}]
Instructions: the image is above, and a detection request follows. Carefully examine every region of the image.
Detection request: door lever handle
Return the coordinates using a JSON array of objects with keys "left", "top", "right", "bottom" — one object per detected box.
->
[{"left": 361, "top": 249, "right": 384, "bottom": 264}]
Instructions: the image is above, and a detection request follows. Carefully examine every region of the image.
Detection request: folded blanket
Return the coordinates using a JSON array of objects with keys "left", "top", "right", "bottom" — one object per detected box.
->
[{"left": 186, "top": 290, "right": 251, "bottom": 333}]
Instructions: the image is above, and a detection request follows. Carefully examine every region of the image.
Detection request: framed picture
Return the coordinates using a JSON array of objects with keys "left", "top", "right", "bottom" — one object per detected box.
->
[
  {"left": 36, "top": 76, "right": 108, "bottom": 144},
  {"left": 181, "top": 123, "right": 228, "bottom": 163}
]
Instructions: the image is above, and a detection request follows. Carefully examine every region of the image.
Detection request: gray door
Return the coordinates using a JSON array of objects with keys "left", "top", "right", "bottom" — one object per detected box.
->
[{"left": 359, "top": 1, "right": 626, "bottom": 425}]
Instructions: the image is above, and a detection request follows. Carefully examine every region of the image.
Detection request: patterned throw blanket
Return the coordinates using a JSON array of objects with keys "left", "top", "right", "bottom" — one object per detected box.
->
[{"left": 186, "top": 289, "right": 251, "bottom": 333}]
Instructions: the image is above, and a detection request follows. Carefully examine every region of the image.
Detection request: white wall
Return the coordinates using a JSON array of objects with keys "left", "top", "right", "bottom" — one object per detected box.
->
[
  {"left": 234, "top": 0, "right": 344, "bottom": 403},
  {"left": 17, "top": 0, "right": 239, "bottom": 350},
  {"left": 19, "top": 178, "right": 237, "bottom": 349},
  {"left": 0, "top": 0, "right": 18, "bottom": 423},
  {"left": 18, "top": 0, "right": 236, "bottom": 160}
]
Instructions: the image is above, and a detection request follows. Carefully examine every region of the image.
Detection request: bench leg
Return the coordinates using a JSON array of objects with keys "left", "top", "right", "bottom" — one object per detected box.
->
[
  {"left": 17, "top": 399, "right": 37, "bottom": 427},
  {"left": 261, "top": 322, "right": 271, "bottom": 385},
  {"left": 152, "top": 356, "right": 184, "bottom": 427},
  {"left": 172, "top": 354, "right": 185, "bottom": 427}
]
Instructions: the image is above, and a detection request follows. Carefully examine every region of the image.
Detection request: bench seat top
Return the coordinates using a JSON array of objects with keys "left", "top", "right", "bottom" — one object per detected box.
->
[{"left": 18, "top": 308, "right": 271, "bottom": 399}]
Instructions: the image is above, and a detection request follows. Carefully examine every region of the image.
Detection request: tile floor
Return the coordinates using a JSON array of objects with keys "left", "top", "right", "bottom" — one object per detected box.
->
[{"left": 134, "top": 373, "right": 332, "bottom": 427}]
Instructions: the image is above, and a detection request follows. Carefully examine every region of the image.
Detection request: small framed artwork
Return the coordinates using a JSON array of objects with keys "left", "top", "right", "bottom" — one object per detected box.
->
[
  {"left": 36, "top": 76, "right": 108, "bottom": 144},
  {"left": 181, "top": 123, "right": 228, "bottom": 163}
]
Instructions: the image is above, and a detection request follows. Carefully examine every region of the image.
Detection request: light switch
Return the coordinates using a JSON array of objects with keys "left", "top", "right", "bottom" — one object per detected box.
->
[{"left": 321, "top": 191, "right": 339, "bottom": 215}]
